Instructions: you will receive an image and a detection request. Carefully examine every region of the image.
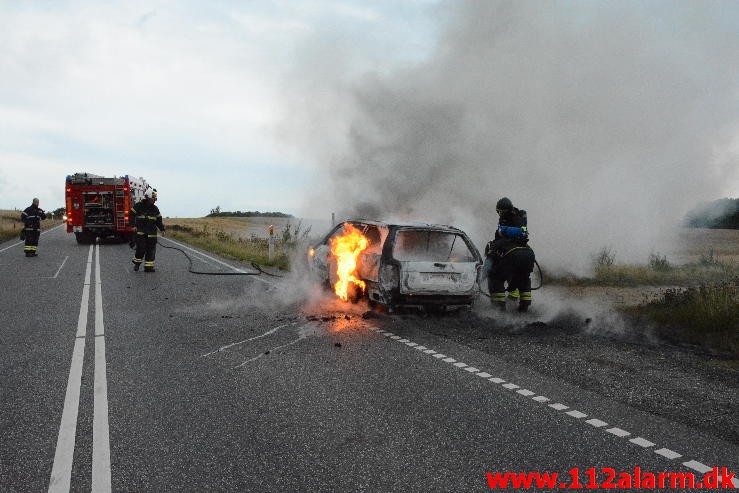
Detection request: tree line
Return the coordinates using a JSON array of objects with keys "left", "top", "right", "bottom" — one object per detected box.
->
[{"left": 206, "top": 206, "right": 293, "bottom": 218}]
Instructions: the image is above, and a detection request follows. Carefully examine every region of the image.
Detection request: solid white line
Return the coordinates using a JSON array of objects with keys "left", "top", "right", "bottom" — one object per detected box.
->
[
  {"left": 49, "top": 245, "right": 93, "bottom": 492},
  {"left": 48, "top": 338, "right": 86, "bottom": 493},
  {"left": 94, "top": 245, "right": 103, "bottom": 336},
  {"left": 92, "top": 244, "right": 111, "bottom": 491},
  {"left": 0, "top": 224, "right": 63, "bottom": 253},
  {"left": 52, "top": 256, "right": 69, "bottom": 279}
]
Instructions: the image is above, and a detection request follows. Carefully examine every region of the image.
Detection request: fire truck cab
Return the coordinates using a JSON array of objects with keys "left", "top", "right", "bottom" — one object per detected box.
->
[{"left": 65, "top": 173, "right": 149, "bottom": 244}]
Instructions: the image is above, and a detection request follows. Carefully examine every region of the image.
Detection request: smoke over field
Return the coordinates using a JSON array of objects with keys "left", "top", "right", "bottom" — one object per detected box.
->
[{"left": 283, "top": 0, "right": 739, "bottom": 275}]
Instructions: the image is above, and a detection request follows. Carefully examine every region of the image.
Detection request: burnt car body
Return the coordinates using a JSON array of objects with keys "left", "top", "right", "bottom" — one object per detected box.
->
[{"left": 309, "top": 219, "right": 484, "bottom": 310}]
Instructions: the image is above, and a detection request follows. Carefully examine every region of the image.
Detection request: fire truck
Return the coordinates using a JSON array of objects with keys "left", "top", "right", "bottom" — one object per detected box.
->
[{"left": 65, "top": 173, "right": 150, "bottom": 244}]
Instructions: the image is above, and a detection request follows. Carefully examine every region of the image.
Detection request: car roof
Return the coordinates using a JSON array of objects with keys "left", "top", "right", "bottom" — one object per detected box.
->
[{"left": 347, "top": 218, "right": 465, "bottom": 233}]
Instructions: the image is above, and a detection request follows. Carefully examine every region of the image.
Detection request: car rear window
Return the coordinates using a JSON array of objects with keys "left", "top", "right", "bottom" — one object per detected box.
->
[{"left": 392, "top": 230, "right": 475, "bottom": 262}]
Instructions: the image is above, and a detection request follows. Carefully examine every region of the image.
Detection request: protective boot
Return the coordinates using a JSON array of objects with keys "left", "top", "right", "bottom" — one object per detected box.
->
[
  {"left": 491, "top": 291, "right": 507, "bottom": 312},
  {"left": 518, "top": 300, "right": 531, "bottom": 312}
]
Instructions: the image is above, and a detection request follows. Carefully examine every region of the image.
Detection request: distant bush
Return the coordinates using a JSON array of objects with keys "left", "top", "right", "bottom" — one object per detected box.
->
[
  {"left": 592, "top": 246, "right": 616, "bottom": 268},
  {"left": 648, "top": 252, "right": 671, "bottom": 271}
]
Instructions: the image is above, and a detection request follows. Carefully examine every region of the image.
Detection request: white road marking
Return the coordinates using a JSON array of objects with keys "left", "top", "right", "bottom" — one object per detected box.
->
[
  {"left": 629, "top": 437, "right": 655, "bottom": 448},
  {"left": 682, "top": 460, "right": 712, "bottom": 474},
  {"left": 49, "top": 246, "right": 93, "bottom": 492},
  {"left": 0, "top": 224, "right": 63, "bottom": 253},
  {"left": 202, "top": 323, "right": 295, "bottom": 357},
  {"left": 605, "top": 427, "right": 631, "bottom": 437},
  {"left": 233, "top": 327, "right": 309, "bottom": 368},
  {"left": 655, "top": 448, "right": 682, "bottom": 459},
  {"left": 375, "top": 328, "right": 735, "bottom": 480},
  {"left": 52, "top": 256, "right": 69, "bottom": 278},
  {"left": 92, "top": 245, "right": 111, "bottom": 492}
]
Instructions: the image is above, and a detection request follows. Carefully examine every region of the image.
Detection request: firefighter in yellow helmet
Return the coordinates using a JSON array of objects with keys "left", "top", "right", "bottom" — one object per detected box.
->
[{"left": 130, "top": 191, "right": 165, "bottom": 272}]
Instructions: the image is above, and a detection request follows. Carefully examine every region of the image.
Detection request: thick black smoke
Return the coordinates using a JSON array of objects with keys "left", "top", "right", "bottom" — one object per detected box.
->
[{"left": 283, "top": 0, "right": 739, "bottom": 274}]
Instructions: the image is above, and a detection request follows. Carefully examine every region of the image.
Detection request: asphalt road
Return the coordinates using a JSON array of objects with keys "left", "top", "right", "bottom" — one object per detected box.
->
[{"left": 1, "top": 226, "right": 737, "bottom": 492}]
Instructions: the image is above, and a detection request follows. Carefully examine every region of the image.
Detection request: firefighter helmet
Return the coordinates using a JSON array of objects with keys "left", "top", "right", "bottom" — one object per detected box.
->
[{"left": 496, "top": 197, "right": 513, "bottom": 212}]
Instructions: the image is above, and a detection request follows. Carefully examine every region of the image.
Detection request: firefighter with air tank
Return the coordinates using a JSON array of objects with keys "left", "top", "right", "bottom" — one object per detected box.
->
[
  {"left": 130, "top": 191, "right": 165, "bottom": 272},
  {"left": 485, "top": 197, "right": 535, "bottom": 312}
]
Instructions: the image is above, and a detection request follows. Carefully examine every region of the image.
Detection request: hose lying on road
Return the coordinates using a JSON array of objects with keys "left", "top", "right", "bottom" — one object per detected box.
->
[
  {"left": 155, "top": 241, "right": 284, "bottom": 277},
  {"left": 477, "top": 260, "right": 543, "bottom": 298}
]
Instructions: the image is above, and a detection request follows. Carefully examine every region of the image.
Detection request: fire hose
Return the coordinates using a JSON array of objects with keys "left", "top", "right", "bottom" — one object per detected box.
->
[
  {"left": 477, "top": 259, "right": 543, "bottom": 298},
  {"left": 148, "top": 241, "right": 283, "bottom": 277}
]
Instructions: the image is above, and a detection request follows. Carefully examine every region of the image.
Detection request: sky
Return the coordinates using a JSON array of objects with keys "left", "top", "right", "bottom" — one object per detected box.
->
[{"left": 1, "top": 1, "right": 738, "bottom": 274}]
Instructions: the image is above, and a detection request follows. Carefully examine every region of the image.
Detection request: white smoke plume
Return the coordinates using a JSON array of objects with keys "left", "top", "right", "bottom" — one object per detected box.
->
[{"left": 282, "top": 0, "right": 739, "bottom": 275}]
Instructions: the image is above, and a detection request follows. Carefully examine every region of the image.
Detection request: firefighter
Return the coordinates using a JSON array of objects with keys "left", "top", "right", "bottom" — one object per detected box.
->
[
  {"left": 485, "top": 197, "right": 535, "bottom": 312},
  {"left": 21, "top": 198, "right": 46, "bottom": 257},
  {"left": 130, "top": 191, "right": 165, "bottom": 272}
]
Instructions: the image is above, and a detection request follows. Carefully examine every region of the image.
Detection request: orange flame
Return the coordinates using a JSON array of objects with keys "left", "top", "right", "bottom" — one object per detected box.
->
[{"left": 329, "top": 223, "right": 368, "bottom": 301}]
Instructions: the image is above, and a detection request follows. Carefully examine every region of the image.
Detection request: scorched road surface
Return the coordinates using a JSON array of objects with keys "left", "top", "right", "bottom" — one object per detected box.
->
[{"left": 0, "top": 227, "right": 736, "bottom": 492}]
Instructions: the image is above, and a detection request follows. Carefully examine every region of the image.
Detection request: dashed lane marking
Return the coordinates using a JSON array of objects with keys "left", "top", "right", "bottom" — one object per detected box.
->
[
  {"left": 605, "top": 427, "right": 631, "bottom": 438},
  {"left": 369, "top": 326, "right": 736, "bottom": 480},
  {"left": 630, "top": 437, "right": 656, "bottom": 448},
  {"left": 655, "top": 448, "right": 683, "bottom": 460}
]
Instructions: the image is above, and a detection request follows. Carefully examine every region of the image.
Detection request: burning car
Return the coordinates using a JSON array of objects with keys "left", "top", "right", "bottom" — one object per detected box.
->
[{"left": 308, "top": 220, "right": 484, "bottom": 311}]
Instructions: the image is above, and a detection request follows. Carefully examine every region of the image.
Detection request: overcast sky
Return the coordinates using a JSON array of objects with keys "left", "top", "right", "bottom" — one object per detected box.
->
[
  {"left": 0, "top": 0, "right": 441, "bottom": 217},
  {"left": 1, "top": 0, "right": 738, "bottom": 265}
]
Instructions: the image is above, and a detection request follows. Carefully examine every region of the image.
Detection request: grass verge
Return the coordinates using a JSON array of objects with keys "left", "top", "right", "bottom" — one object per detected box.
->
[
  {"left": 167, "top": 224, "right": 296, "bottom": 270},
  {"left": 0, "top": 210, "right": 63, "bottom": 242},
  {"left": 620, "top": 282, "right": 739, "bottom": 358}
]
